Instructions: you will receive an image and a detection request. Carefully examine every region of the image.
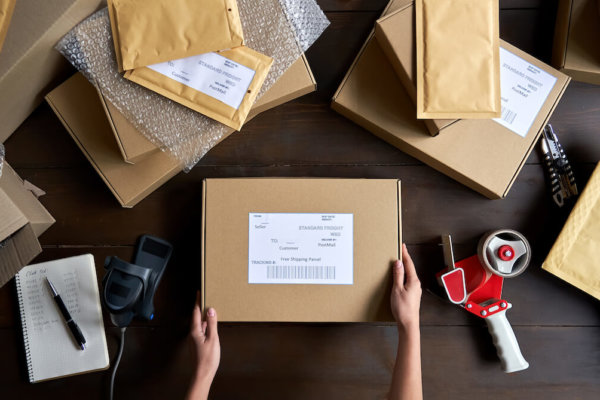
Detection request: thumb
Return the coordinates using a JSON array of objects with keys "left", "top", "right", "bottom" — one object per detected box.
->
[
  {"left": 392, "top": 260, "right": 404, "bottom": 289},
  {"left": 205, "top": 308, "right": 219, "bottom": 340}
]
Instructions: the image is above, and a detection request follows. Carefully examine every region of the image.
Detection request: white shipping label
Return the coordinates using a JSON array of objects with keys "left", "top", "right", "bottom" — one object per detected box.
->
[
  {"left": 248, "top": 213, "right": 354, "bottom": 285},
  {"left": 493, "top": 48, "right": 557, "bottom": 138},
  {"left": 148, "top": 52, "right": 256, "bottom": 110}
]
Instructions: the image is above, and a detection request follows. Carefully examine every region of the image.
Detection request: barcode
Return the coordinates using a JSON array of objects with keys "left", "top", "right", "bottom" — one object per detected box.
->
[
  {"left": 267, "top": 265, "right": 336, "bottom": 280},
  {"left": 500, "top": 107, "right": 517, "bottom": 124}
]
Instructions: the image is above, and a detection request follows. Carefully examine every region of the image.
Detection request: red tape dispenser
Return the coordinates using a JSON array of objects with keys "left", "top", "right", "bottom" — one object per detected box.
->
[{"left": 437, "top": 230, "right": 531, "bottom": 373}]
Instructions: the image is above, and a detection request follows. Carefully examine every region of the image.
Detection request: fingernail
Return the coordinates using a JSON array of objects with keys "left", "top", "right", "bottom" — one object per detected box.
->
[
  {"left": 208, "top": 308, "right": 215, "bottom": 317},
  {"left": 395, "top": 260, "right": 403, "bottom": 268}
]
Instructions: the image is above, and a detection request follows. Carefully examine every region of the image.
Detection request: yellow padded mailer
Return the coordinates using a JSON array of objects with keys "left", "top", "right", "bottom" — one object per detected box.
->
[
  {"left": 543, "top": 162, "right": 600, "bottom": 300},
  {"left": 415, "top": 0, "right": 501, "bottom": 119},
  {"left": 108, "top": 0, "right": 244, "bottom": 71}
]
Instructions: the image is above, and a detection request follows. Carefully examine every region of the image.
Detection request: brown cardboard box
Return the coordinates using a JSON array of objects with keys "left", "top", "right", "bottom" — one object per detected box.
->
[
  {"left": 553, "top": 0, "right": 600, "bottom": 85},
  {"left": 542, "top": 162, "right": 600, "bottom": 300},
  {"left": 98, "top": 88, "right": 159, "bottom": 164},
  {"left": 46, "top": 73, "right": 182, "bottom": 208},
  {"left": 46, "top": 55, "right": 317, "bottom": 207},
  {"left": 375, "top": 4, "right": 456, "bottom": 136},
  {"left": 0, "top": 162, "right": 55, "bottom": 287},
  {"left": 332, "top": 0, "right": 570, "bottom": 199},
  {"left": 98, "top": 54, "right": 316, "bottom": 164},
  {"left": 0, "top": 0, "right": 103, "bottom": 143},
  {"left": 201, "top": 178, "right": 401, "bottom": 322}
]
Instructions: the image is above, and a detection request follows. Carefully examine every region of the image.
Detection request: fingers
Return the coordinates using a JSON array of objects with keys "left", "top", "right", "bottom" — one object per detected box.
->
[
  {"left": 402, "top": 243, "right": 420, "bottom": 284},
  {"left": 392, "top": 259, "right": 404, "bottom": 290},
  {"left": 191, "top": 291, "right": 203, "bottom": 336},
  {"left": 205, "top": 307, "right": 219, "bottom": 341}
]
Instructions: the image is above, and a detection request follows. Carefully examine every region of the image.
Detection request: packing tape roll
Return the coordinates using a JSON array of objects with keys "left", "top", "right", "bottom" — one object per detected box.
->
[{"left": 477, "top": 229, "right": 531, "bottom": 278}]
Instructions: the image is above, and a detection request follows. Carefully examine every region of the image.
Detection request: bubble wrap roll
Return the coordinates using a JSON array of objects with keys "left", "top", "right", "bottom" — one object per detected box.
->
[{"left": 57, "top": 0, "right": 329, "bottom": 171}]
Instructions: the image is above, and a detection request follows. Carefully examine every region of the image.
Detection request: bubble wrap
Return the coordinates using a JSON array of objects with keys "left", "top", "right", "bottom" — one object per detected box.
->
[{"left": 57, "top": 0, "right": 329, "bottom": 171}]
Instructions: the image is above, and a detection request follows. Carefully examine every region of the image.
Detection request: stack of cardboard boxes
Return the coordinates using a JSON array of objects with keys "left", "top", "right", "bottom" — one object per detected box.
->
[
  {"left": 45, "top": 54, "right": 317, "bottom": 207},
  {"left": 332, "top": 0, "right": 571, "bottom": 199}
]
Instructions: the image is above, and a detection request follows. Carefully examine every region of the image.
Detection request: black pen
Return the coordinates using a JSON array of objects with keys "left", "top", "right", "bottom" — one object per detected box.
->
[{"left": 46, "top": 277, "right": 86, "bottom": 350}]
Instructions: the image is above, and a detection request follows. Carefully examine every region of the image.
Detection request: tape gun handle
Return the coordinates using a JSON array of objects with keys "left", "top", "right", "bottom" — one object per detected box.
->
[{"left": 485, "top": 308, "right": 529, "bottom": 373}]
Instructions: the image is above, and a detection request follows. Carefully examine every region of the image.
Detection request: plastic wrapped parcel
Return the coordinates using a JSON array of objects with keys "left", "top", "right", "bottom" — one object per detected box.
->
[{"left": 57, "top": 0, "right": 328, "bottom": 170}]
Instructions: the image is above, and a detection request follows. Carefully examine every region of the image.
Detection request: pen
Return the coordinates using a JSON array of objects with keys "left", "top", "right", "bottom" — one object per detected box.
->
[{"left": 46, "top": 277, "right": 86, "bottom": 350}]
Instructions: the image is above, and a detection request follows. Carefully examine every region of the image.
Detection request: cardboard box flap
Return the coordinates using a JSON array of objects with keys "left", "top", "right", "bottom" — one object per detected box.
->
[
  {"left": 0, "top": 162, "right": 55, "bottom": 237},
  {"left": 542, "top": 162, "right": 600, "bottom": 300},
  {"left": 0, "top": 189, "right": 27, "bottom": 243},
  {"left": 0, "top": 224, "right": 42, "bottom": 287}
]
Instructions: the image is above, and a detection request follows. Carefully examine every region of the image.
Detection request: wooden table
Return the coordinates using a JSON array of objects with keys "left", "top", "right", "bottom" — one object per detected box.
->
[{"left": 2, "top": 1, "right": 599, "bottom": 398}]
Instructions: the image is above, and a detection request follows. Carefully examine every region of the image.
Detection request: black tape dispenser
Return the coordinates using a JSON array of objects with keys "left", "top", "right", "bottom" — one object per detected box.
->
[{"left": 102, "top": 235, "right": 173, "bottom": 328}]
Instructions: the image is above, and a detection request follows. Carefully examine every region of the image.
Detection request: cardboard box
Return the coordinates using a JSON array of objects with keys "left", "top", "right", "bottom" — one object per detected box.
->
[
  {"left": 375, "top": 5, "right": 456, "bottom": 136},
  {"left": 46, "top": 73, "right": 182, "bottom": 208},
  {"left": 332, "top": 0, "right": 570, "bottom": 199},
  {"left": 0, "top": 0, "right": 103, "bottom": 143},
  {"left": 201, "top": 178, "right": 401, "bottom": 322},
  {"left": 0, "top": 162, "right": 55, "bottom": 287},
  {"left": 98, "top": 88, "right": 159, "bottom": 164},
  {"left": 97, "top": 54, "right": 316, "bottom": 165},
  {"left": 46, "top": 55, "right": 317, "bottom": 207},
  {"left": 542, "top": 162, "right": 600, "bottom": 300},
  {"left": 553, "top": 0, "right": 600, "bottom": 85}
]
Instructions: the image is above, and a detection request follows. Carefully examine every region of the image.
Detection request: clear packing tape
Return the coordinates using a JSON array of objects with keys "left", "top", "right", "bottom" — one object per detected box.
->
[{"left": 57, "top": 0, "right": 329, "bottom": 170}]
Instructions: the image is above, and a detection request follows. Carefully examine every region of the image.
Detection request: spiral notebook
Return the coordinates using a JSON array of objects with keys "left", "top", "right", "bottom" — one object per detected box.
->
[{"left": 15, "top": 254, "right": 109, "bottom": 383}]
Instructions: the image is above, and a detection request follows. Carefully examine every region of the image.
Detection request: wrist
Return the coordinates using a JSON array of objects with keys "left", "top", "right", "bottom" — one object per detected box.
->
[{"left": 397, "top": 320, "right": 420, "bottom": 337}]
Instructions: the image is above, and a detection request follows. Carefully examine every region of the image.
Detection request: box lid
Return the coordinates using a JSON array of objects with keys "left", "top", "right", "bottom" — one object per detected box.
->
[
  {"left": 332, "top": 6, "right": 570, "bottom": 199},
  {"left": 202, "top": 178, "right": 401, "bottom": 322}
]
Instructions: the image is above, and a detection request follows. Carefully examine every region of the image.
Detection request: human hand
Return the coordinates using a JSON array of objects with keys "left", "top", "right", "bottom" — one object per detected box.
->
[
  {"left": 391, "top": 244, "right": 422, "bottom": 332},
  {"left": 189, "top": 292, "right": 220, "bottom": 393}
]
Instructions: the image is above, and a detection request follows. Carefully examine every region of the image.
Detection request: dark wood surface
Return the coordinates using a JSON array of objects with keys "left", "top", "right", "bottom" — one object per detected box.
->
[{"left": 2, "top": 1, "right": 600, "bottom": 399}]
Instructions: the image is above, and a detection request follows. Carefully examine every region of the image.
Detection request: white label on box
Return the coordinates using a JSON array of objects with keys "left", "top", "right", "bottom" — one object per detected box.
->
[
  {"left": 493, "top": 48, "right": 557, "bottom": 138},
  {"left": 148, "top": 52, "right": 256, "bottom": 110},
  {"left": 248, "top": 213, "right": 354, "bottom": 285}
]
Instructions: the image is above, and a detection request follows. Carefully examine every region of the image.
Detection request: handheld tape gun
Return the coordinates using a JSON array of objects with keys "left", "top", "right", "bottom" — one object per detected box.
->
[{"left": 437, "top": 230, "right": 531, "bottom": 373}]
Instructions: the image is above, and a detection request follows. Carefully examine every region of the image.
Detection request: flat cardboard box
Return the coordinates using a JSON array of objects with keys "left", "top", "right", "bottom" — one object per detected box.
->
[
  {"left": 46, "top": 73, "right": 182, "bottom": 208},
  {"left": 375, "top": 5, "right": 456, "bottom": 136},
  {"left": 0, "top": 0, "right": 103, "bottom": 143},
  {"left": 542, "top": 162, "right": 600, "bottom": 300},
  {"left": 332, "top": 0, "right": 570, "bottom": 199},
  {"left": 46, "top": 55, "right": 317, "bottom": 207},
  {"left": 96, "top": 54, "right": 316, "bottom": 164},
  {"left": 552, "top": 0, "right": 600, "bottom": 85},
  {"left": 201, "top": 178, "right": 401, "bottom": 322},
  {"left": 0, "top": 162, "right": 55, "bottom": 287}
]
